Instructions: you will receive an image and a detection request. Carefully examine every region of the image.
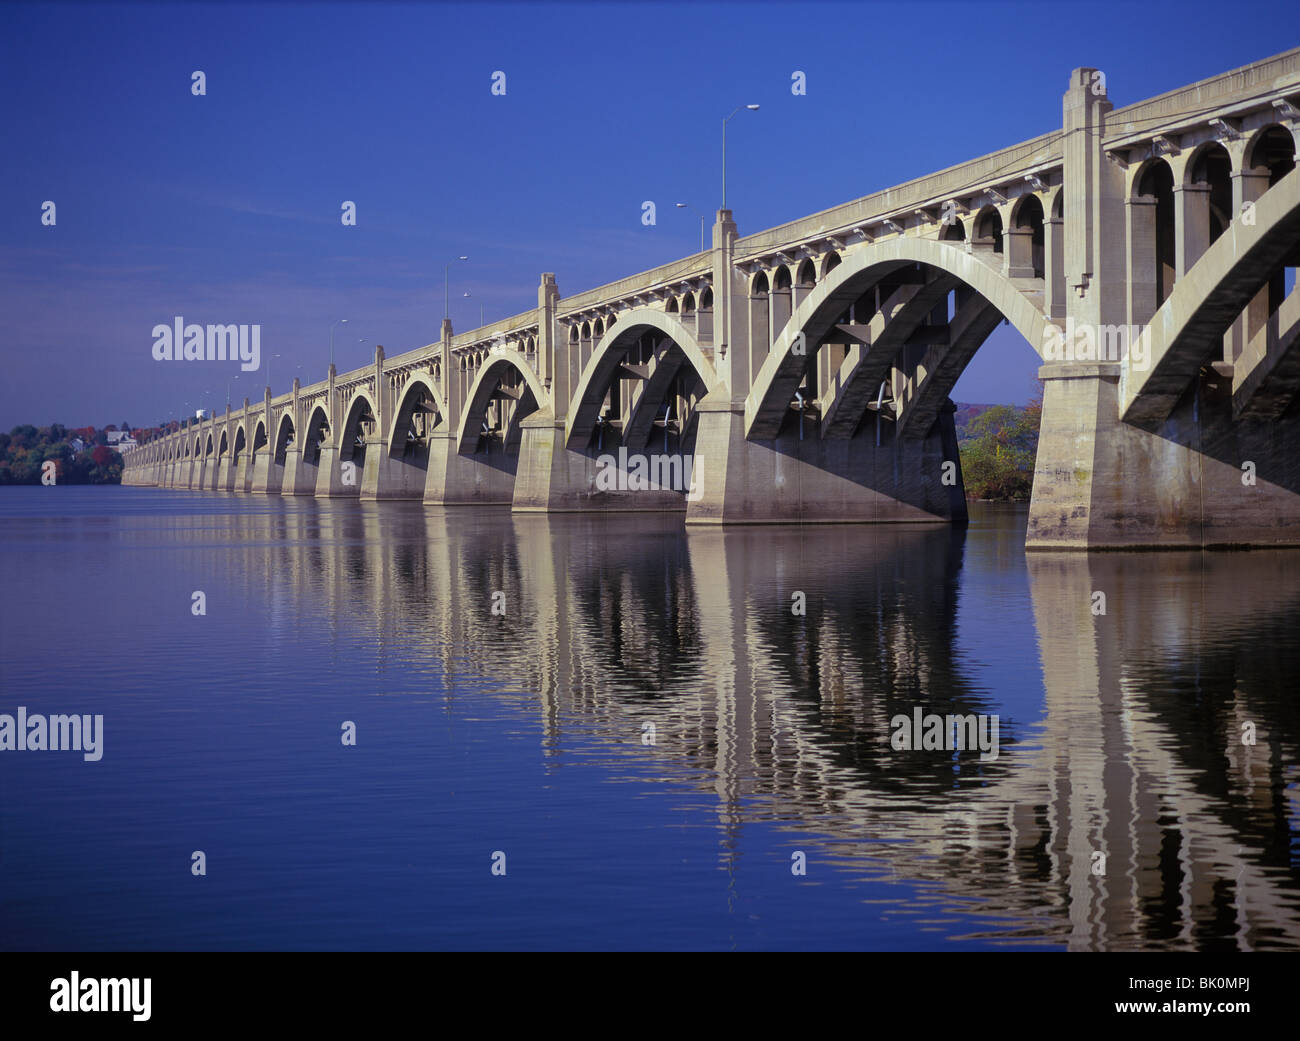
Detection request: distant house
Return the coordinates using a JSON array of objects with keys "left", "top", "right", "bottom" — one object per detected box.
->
[{"left": 106, "top": 431, "right": 138, "bottom": 450}]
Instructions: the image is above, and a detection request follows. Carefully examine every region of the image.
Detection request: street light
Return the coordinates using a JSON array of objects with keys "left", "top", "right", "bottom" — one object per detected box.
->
[
  {"left": 267, "top": 353, "right": 281, "bottom": 393},
  {"left": 329, "top": 318, "right": 348, "bottom": 369},
  {"left": 444, "top": 256, "right": 468, "bottom": 321},
  {"left": 676, "top": 202, "right": 707, "bottom": 252},
  {"left": 722, "top": 104, "right": 760, "bottom": 210},
  {"left": 226, "top": 374, "right": 239, "bottom": 410}
]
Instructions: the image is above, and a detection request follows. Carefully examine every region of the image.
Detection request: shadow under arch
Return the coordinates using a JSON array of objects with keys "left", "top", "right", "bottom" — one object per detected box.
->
[
  {"left": 455, "top": 347, "right": 549, "bottom": 456},
  {"left": 564, "top": 307, "right": 723, "bottom": 451},
  {"left": 746, "top": 236, "right": 1049, "bottom": 441},
  {"left": 386, "top": 373, "right": 447, "bottom": 457}
]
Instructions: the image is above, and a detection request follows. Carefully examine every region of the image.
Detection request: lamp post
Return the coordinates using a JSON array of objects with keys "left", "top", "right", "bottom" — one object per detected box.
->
[
  {"left": 329, "top": 318, "right": 348, "bottom": 369},
  {"left": 676, "top": 202, "right": 707, "bottom": 252},
  {"left": 722, "top": 104, "right": 760, "bottom": 210},
  {"left": 444, "top": 256, "right": 468, "bottom": 320},
  {"left": 226, "top": 374, "right": 239, "bottom": 410},
  {"left": 267, "top": 353, "right": 281, "bottom": 393}
]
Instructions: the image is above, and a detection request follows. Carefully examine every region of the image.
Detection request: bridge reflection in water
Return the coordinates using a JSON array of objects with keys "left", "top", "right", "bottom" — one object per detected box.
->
[{"left": 217, "top": 501, "right": 1300, "bottom": 950}]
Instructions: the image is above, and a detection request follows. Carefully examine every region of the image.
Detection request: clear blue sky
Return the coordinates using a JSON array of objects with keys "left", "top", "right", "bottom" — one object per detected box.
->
[{"left": 1, "top": 0, "right": 1295, "bottom": 428}]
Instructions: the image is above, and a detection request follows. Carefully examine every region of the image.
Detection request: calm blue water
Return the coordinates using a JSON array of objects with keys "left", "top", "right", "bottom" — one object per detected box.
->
[{"left": 2, "top": 487, "right": 1298, "bottom": 950}]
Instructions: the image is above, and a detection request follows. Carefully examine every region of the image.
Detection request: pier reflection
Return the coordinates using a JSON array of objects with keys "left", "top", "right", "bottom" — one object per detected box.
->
[{"left": 218, "top": 501, "right": 1300, "bottom": 949}]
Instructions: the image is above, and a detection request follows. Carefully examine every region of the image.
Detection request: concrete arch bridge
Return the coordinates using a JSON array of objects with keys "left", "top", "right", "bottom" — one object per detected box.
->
[{"left": 124, "top": 51, "right": 1300, "bottom": 548}]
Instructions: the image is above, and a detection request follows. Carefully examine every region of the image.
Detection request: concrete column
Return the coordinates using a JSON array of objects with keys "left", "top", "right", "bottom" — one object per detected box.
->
[
  {"left": 1231, "top": 163, "right": 1274, "bottom": 364},
  {"left": 1066, "top": 76, "right": 1126, "bottom": 327},
  {"left": 373, "top": 344, "right": 387, "bottom": 437},
  {"left": 537, "top": 273, "right": 560, "bottom": 396},
  {"left": 697, "top": 293, "right": 714, "bottom": 343},
  {"left": 710, "top": 209, "right": 742, "bottom": 400},
  {"left": 1174, "top": 182, "right": 1212, "bottom": 278},
  {"left": 1028, "top": 67, "right": 1132, "bottom": 548},
  {"left": 749, "top": 286, "right": 770, "bottom": 382},
  {"left": 578, "top": 325, "right": 593, "bottom": 386},
  {"left": 1126, "top": 195, "right": 1159, "bottom": 329},
  {"left": 1045, "top": 211, "right": 1066, "bottom": 318},
  {"left": 771, "top": 282, "right": 792, "bottom": 341}
]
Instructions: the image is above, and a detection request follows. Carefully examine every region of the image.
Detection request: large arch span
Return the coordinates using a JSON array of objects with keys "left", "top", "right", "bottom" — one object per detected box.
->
[
  {"left": 746, "top": 236, "right": 1049, "bottom": 441},
  {"left": 564, "top": 308, "right": 724, "bottom": 451}
]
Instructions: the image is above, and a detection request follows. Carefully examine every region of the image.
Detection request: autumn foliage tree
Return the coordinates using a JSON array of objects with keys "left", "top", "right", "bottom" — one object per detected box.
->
[{"left": 957, "top": 394, "right": 1042, "bottom": 501}]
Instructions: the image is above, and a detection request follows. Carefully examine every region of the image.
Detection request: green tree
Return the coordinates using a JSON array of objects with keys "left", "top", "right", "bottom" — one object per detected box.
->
[{"left": 958, "top": 395, "right": 1042, "bottom": 501}]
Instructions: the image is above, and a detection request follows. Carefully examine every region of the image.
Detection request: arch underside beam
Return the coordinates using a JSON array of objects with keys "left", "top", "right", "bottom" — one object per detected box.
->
[
  {"left": 1233, "top": 285, "right": 1300, "bottom": 420},
  {"left": 623, "top": 345, "right": 708, "bottom": 453},
  {"left": 820, "top": 275, "right": 958, "bottom": 440},
  {"left": 1121, "top": 167, "right": 1300, "bottom": 430}
]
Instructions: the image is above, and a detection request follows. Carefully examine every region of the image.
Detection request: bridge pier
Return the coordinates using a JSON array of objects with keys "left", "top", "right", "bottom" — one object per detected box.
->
[
  {"left": 234, "top": 454, "right": 252, "bottom": 492},
  {"left": 423, "top": 430, "right": 515, "bottom": 505},
  {"left": 1030, "top": 361, "right": 1300, "bottom": 548},
  {"left": 361, "top": 436, "right": 426, "bottom": 500},
  {"left": 685, "top": 396, "right": 966, "bottom": 524},
  {"left": 313, "top": 444, "right": 360, "bottom": 497},
  {"left": 280, "top": 447, "right": 318, "bottom": 495},
  {"left": 512, "top": 413, "right": 688, "bottom": 512},
  {"left": 250, "top": 449, "right": 283, "bottom": 494}
]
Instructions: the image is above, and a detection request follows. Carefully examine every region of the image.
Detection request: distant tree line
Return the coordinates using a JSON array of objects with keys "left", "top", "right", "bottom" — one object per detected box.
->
[{"left": 0, "top": 422, "right": 143, "bottom": 485}]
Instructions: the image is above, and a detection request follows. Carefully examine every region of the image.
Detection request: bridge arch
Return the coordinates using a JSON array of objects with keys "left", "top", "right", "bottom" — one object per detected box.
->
[
  {"left": 273, "top": 412, "right": 296, "bottom": 465},
  {"left": 387, "top": 373, "right": 447, "bottom": 456},
  {"left": 1245, "top": 123, "right": 1297, "bottom": 181},
  {"left": 302, "top": 404, "right": 331, "bottom": 465},
  {"left": 455, "top": 348, "right": 549, "bottom": 455},
  {"left": 746, "top": 235, "right": 1050, "bottom": 440},
  {"left": 251, "top": 418, "right": 267, "bottom": 457},
  {"left": 973, "top": 204, "right": 1004, "bottom": 254},
  {"left": 337, "top": 390, "right": 378, "bottom": 462},
  {"left": 564, "top": 307, "right": 723, "bottom": 451}
]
